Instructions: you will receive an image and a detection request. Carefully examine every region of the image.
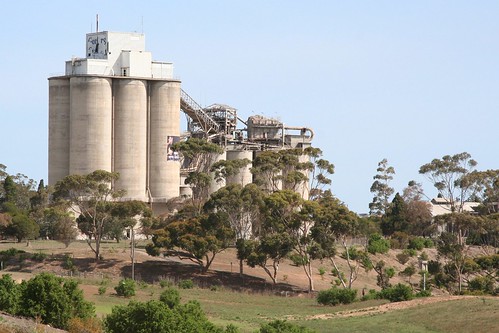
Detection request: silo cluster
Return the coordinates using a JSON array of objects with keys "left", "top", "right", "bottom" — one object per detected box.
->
[{"left": 48, "top": 76, "right": 181, "bottom": 202}]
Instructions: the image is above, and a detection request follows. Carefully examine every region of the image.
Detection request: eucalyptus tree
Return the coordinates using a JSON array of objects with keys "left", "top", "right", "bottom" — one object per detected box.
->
[
  {"left": 369, "top": 158, "right": 395, "bottom": 216},
  {"left": 310, "top": 193, "right": 361, "bottom": 289},
  {"left": 419, "top": 152, "right": 477, "bottom": 213},
  {"left": 53, "top": 170, "right": 125, "bottom": 261},
  {"left": 204, "top": 183, "right": 264, "bottom": 275}
]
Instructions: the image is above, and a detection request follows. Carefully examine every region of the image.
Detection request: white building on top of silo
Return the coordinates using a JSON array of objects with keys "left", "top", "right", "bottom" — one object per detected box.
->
[{"left": 66, "top": 31, "right": 173, "bottom": 79}]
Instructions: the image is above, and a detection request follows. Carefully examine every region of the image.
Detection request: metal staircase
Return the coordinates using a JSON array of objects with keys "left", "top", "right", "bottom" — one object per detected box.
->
[{"left": 180, "top": 89, "right": 220, "bottom": 134}]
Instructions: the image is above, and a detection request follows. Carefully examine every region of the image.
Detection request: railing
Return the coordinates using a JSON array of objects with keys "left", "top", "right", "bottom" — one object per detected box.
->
[{"left": 180, "top": 89, "right": 220, "bottom": 133}]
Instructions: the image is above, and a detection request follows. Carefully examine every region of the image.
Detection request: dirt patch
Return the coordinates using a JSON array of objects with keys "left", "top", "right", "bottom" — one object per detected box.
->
[{"left": 303, "top": 296, "right": 492, "bottom": 320}]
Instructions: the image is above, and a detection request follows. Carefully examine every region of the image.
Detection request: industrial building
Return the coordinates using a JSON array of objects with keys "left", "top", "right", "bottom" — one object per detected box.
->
[{"left": 48, "top": 30, "right": 313, "bottom": 210}]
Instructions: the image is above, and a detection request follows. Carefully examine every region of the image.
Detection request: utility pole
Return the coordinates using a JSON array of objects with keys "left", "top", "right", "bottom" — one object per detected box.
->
[{"left": 130, "top": 227, "right": 135, "bottom": 280}]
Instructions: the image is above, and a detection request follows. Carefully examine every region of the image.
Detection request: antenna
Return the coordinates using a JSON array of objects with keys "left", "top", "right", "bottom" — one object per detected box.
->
[{"left": 96, "top": 14, "right": 99, "bottom": 32}]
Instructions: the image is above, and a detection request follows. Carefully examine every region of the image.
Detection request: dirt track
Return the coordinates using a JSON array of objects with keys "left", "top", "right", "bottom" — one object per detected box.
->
[{"left": 304, "top": 295, "right": 490, "bottom": 320}]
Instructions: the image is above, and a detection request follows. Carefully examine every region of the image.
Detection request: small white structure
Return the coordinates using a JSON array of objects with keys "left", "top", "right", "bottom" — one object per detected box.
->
[
  {"left": 429, "top": 197, "right": 480, "bottom": 233},
  {"left": 66, "top": 31, "right": 173, "bottom": 79}
]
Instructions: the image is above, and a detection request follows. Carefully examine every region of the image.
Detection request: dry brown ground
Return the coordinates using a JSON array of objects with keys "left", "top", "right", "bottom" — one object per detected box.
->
[{"left": 2, "top": 240, "right": 444, "bottom": 293}]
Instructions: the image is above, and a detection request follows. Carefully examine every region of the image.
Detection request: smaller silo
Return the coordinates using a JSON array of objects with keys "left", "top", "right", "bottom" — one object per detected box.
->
[{"left": 226, "top": 150, "right": 253, "bottom": 186}]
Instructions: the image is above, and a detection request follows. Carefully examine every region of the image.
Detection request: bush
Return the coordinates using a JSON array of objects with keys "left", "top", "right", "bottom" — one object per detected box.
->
[
  {"left": 360, "top": 289, "right": 379, "bottom": 301},
  {"left": 98, "top": 286, "right": 107, "bottom": 295},
  {"left": 468, "top": 276, "right": 495, "bottom": 295},
  {"left": 423, "top": 238, "right": 434, "bottom": 248},
  {"left": 259, "top": 320, "right": 316, "bottom": 333},
  {"left": 317, "top": 287, "right": 357, "bottom": 306},
  {"left": 408, "top": 237, "right": 425, "bottom": 251},
  {"left": 402, "top": 248, "right": 417, "bottom": 257},
  {"left": 379, "top": 283, "right": 414, "bottom": 302},
  {"left": 18, "top": 273, "right": 95, "bottom": 329},
  {"left": 114, "top": 279, "right": 136, "bottom": 298},
  {"left": 31, "top": 252, "right": 47, "bottom": 262},
  {"left": 178, "top": 279, "right": 194, "bottom": 289},
  {"left": 159, "top": 287, "right": 180, "bottom": 309},
  {"left": 416, "top": 290, "right": 432, "bottom": 298},
  {"left": 0, "top": 274, "right": 20, "bottom": 314},
  {"left": 104, "top": 300, "right": 229, "bottom": 333},
  {"left": 367, "top": 233, "right": 390, "bottom": 254},
  {"left": 390, "top": 232, "right": 409, "bottom": 249},
  {"left": 62, "top": 254, "right": 75, "bottom": 271},
  {"left": 396, "top": 252, "right": 410, "bottom": 265}
]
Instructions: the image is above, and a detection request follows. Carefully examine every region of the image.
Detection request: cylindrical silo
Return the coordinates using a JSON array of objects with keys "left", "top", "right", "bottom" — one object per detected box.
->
[
  {"left": 208, "top": 151, "right": 227, "bottom": 194},
  {"left": 113, "top": 79, "right": 147, "bottom": 200},
  {"left": 296, "top": 153, "right": 310, "bottom": 200},
  {"left": 69, "top": 76, "right": 113, "bottom": 175},
  {"left": 149, "top": 80, "right": 181, "bottom": 201},
  {"left": 253, "top": 150, "right": 282, "bottom": 192},
  {"left": 226, "top": 150, "right": 253, "bottom": 186},
  {"left": 48, "top": 77, "right": 71, "bottom": 186}
]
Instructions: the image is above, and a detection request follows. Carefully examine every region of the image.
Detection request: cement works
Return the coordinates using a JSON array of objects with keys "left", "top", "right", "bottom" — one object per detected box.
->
[{"left": 48, "top": 30, "right": 313, "bottom": 212}]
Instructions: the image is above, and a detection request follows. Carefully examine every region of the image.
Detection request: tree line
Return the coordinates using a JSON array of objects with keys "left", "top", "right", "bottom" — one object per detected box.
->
[{"left": 1, "top": 147, "right": 497, "bottom": 295}]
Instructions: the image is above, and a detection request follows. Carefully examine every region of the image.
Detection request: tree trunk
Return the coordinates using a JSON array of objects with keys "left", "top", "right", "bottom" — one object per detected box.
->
[{"left": 239, "top": 259, "right": 244, "bottom": 277}]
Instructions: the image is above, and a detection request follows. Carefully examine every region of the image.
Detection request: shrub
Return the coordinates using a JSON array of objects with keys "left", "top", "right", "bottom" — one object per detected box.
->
[
  {"left": 0, "top": 274, "right": 20, "bottom": 314},
  {"left": 104, "top": 300, "right": 226, "bottom": 333},
  {"left": 396, "top": 252, "right": 410, "bottom": 265},
  {"left": 31, "top": 252, "right": 47, "bottom": 262},
  {"left": 420, "top": 251, "right": 429, "bottom": 261},
  {"left": 408, "top": 237, "right": 425, "bottom": 251},
  {"left": 178, "top": 279, "right": 194, "bottom": 289},
  {"left": 114, "top": 279, "right": 136, "bottom": 298},
  {"left": 416, "top": 290, "right": 432, "bottom": 298},
  {"left": 18, "top": 273, "right": 95, "bottom": 329},
  {"left": 360, "top": 289, "right": 379, "bottom": 301},
  {"left": 390, "top": 232, "right": 409, "bottom": 249},
  {"left": 402, "top": 248, "right": 417, "bottom": 257},
  {"left": 367, "top": 233, "right": 390, "bottom": 254},
  {"left": 380, "top": 283, "right": 414, "bottom": 302},
  {"left": 0, "top": 248, "right": 22, "bottom": 259},
  {"left": 259, "top": 320, "right": 316, "bottom": 333},
  {"left": 468, "top": 276, "right": 495, "bottom": 295},
  {"left": 159, "top": 287, "right": 180, "bottom": 309},
  {"left": 423, "top": 238, "right": 434, "bottom": 248},
  {"left": 317, "top": 287, "right": 357, "bottom": 306},
  {"left": 98, "top": 286, "right": 107, "bottom": 295},
  {"left": 62, "top": 254, "right": 75, "bottom": 271}
]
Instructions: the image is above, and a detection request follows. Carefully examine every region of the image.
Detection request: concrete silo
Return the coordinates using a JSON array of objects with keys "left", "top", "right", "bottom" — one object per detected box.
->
[
  {"left": 49, "top": 31, "right": 181, "bottom": 207},
  {"left": 208, "top": 151, "right": 227, "bottom": 194},
  {"left": 226, "top": 150, "right": 253, "bottom": 187},
  {"left": 149, "top": 81, "right": 181, "bottom": 201},
  {"left": 69, "top": 76, "right": 113, "bottom": 175},
  {"left": 113, "top": 79, "right": 147, "bottom": 200},
  {"left": 48, "top": 78, "right": 71, "bottom": 185}
]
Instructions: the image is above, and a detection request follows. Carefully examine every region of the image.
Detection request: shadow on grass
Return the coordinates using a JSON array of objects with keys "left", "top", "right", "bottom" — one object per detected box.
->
[{"left": 120, "top": 259, "right": 303, "bottom": 295}]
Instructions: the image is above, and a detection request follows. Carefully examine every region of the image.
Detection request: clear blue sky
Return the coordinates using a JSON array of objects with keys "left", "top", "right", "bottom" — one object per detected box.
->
[{"left": 1, "top": 1, "right": 498, "bottom": 213}]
